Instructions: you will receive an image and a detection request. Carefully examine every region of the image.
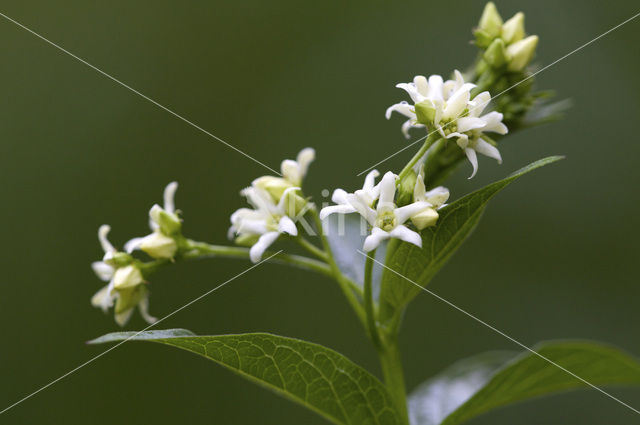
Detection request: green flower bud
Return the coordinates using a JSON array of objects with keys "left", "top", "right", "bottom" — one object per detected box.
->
[
  {"left": 396, "top": 170, "right": 417, "bottom": 206},
  {"left": 114, "top": 284, "right": 147, "bottom": 315},
  {"left": 149, "top": 205, "right": 182, "bottom": 236},
  {"left": 477, "top": 2, "right": 503, "bottom": 39},
  {"left": 139, "top": 232, "right": 177, "bottom": 259},
  {"left": 252, "top": 176, "right": 294, "bottom": 202},
  {"left": 107, "top": 251, "right": 133, "bottom": 268},
  {"left": 281, "top": 189, "right": 308, "bottom": 217},
  {"left": 506, "top": 35, "right": 538, "bottom": 71},
  {"left": 415, "top": 100, "right": 436, "bottom": 125},
  {"left": 234, "top": 233, "right": 260, "bottom": 247},
  {"left": 501, "top": 12, "right": 525, "bottom": 44},
  {"left": 483, "top": 38, "right": 507, "bottom": 68},
  {"left": 411, "top": 208, "right": 439, "bottom": 230},
  {"left": 112, "top": 264, "right": 144, "bottom": 290}
]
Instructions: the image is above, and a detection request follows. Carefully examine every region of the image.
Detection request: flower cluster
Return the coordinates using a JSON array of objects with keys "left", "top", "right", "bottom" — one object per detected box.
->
[
  {"left": 387, "top": 70, "right": 508, "bottom": 177},
  {"left": 91, "top": 225, "right": 156, "bottom": 326},
  {"left": 320, "top": 170, "right": 449, "bottom": 252},
  {"left": 228, "top": 148, "right": 315, "bottom": 262},
  {"left": 91, "top": 182, "right": 185, "bottom": 326}
]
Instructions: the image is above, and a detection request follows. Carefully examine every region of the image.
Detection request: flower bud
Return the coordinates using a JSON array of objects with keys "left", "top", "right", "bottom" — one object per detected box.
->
[
  {"left": 415, "top": 100, "right": 436, "bottom": 125},
  {"left": 112, "top": 264, "right": 144, "bottom": 290},
  {"left": 483, "top": 38, "right": 507, "bottom": 68},
  {"left": 281, "top": 189, "right": 308, "bottom": 217},
  {"left": 139, "top": 232, "right": 177, "bottom": 259},
  {"left": 411, "top": 208, "right": 439, "bottom": 230},
  {"left": 396, "top": 170, "right": 417, "bottom": 206},
  {"left": 234, "top": 233, "right": 260, "bottom": 247},
  {"left": 106, "top": 251, "right": 133, "bottom": 268},
  {"left": 252, "top": 176, "right": 294, "bottom": 202},
  {"left": 150, "top": 204, "right": 182, "bottom": 236},
  {"left": 506, "top": 35, "right": 538, "bottom": 71},
  {"left": 501, "top": 12, "right": 525, "bottom": 44},
  {"left": 477, "top": 2, "right": 503, "bottom": 39}
]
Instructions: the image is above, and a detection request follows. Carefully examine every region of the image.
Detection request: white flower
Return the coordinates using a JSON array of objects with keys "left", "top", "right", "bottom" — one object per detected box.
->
[
  {"left": 319, "top": 170, "right": 381, "bottom": 220},
  {"left": 229, "top": 186, "right": 299, "bottom": 263},
  {"left": 253, "top": 148, "right": 315, "bottom": 200},
  {"left": 125, "top": 182, "right": 180, "bottom": 259},
  {"left": 321, "top": 172, "right": 432, "bottom": 252},
  {"left": 411, "top": 166, "right": 450, "bottom": 230},
  {"left": 91, "top": 225, "right": 156, "bottom": 326},
  {"left": 387, "top": 71, "right": 508, "bottom": 178}
]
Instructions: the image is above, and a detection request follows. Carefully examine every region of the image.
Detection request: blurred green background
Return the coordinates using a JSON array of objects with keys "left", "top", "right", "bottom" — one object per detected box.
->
[{"left": 1, "top": 0, "right": 639, "bottom": 423}]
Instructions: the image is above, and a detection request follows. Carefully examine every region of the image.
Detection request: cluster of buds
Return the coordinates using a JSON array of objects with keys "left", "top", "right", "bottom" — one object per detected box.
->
[
  {"left": 91, "top": 182, "right": 185, "bottom": 326},
  {"left": 228, "top": 148, "right": 315, "bottom": 262},
  {"left": 475, "top": 2, "right": 538, "bottom": 72},
  {"left": 320, "top": 169, "right": 450, "bottom": 251}
]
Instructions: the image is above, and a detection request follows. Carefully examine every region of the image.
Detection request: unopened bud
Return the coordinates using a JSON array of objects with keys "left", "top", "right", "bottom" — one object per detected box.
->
[
  {"left": 415, "top": 100, "right": 436, "bottom": 125},
  {"left": 501, "top": 12, "right": 525, "bottom": 44},
  {"left": 252, "top": 176, "right": 294, "bottom": 202},
  {"left": 149, "top": 204, "right": 182, "bottom": 236},
  {"left": 483, "top": 38, "right": 507, "bottom": 68},
  {"left": 112, "top": 264, "right": 144, "bottom": 290},
  {"left": 477, "top": 2, "right": 503, "bottom": 39},
  {"left": 506, "top": 35, "right": 538, "bottom": 71},
  {"left": 411, "top": 208, "right": 439, "bottom": 230},
  {"left": 140, "top": 232, "right": 177, "bottom": 259}
]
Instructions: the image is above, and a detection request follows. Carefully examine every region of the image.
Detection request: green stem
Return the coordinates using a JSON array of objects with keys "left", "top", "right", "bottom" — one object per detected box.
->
[
  {"left": 378, "top": 335, "right": 409, "bottom": 424},
  {"left": 295, "top": 236, "right": 328, "bottom": 261},
  {"left": 364, "top": 250, "right": 382, "bottom": 350},
  {"left": 398, "top": 133, "right": 441, "bottom": 181},
  {"left": 182, "top": 240, "right": 333, "bottom": 278},
  {"left": 309, "top": 208, "right": 367, "bottom": 325}
]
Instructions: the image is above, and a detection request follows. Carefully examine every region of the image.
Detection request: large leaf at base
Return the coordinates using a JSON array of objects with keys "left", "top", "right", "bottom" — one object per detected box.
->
[
  {"left": 408, "top": 341, "right": 640, "bottom": 425},
  {"left": 90, "top": 329, "right": 403, "bottom": 425},
  {"left": 378, "top": 156, "right": 563, "bottom": 327}
]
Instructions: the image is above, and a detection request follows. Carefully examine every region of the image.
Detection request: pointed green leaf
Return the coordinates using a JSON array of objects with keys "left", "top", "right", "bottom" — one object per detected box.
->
[
  {"left": 407, "top": 341, "right": 640, "bottom": 425},
  {"left": 378, "top": 156, "right": 563, "bottom": 327},
  {"left": 89, "top": 330, "right": 403, "bottom": 425}
]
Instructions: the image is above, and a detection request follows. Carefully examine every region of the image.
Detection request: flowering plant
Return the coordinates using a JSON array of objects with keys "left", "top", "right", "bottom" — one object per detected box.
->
[{"left": 89, "top": 4, "right": 640, "bottom": 425}]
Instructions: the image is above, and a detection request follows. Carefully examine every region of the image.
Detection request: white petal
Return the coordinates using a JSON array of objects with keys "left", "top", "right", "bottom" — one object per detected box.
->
[
  {"left": 469, "top": 91, "right": 491, "bottom": 117},
  {"left": 426, "top": 75, "right": 444, "bottom": 101},
  {"left": 394, "top": 201, "right": 432, "bottom": 224},
  {"left": 475, "top": 138, "right": 503, "bottom": 163},
  {"left": 249, "top": 231, "right": 280, "bottom": 263},
  {"left": 385, "top": 101, "right": 415, "bottom": 119},
  {"left": 296, "top": 148, "right": 315, "bottom": 179},
  {"left": 464, "top": 148, "right": 479, "bottom": 179},
  {"left": 281, "top": 159, "right": 301, "bottom": 185},
  {"left": 414, "top": 75, "right": 428, "bottom": 96},
  {"left": 457, "top": 117, "right": 486, "bottom": 133},
  {"left": 276, "top": 186, "right": 301, "bottom": 212},
  {"left": 389, "top": 225, "right": 423, "bottom": 248},
  {"left": 377, "top": 172, "right": 398, "bottom": 211},
  {"left": 124, "top": 237, "right": 145, "bottom": 254},
  {"left": 163, "top": 181, "right": 178, "bottom": 213},
  {"left": 362, "top": 170, "right": 380, "bottom": 195},
  {"left": 278, "top": 216, "right": 298, "bottom": 236},
  {"left": 237, "top": 218, "right": 270, "bottom": 235},
  {"left": 319, "top": 204, "right": 356, "bottom": 220},
  {"left": 113, "top": 265, "right": 144, "bottom": 290},
  {"left": 346, "top": 194, "right": 377, "bottom": 225},
  {"left": 331, "top": 188, "right": 349, "bottom": 204},
  {"left": 443, "top": 87, "right": 470, "bottom": 120},
  {"left": 413, "top": 173, "right": 426, "bottom": 201},
  {"left": 138, "top": 295, "right": 157, "bottom": 325},
  {"left": 92, "top": 261, "right": 114, "bottom": 282},
  {"left": 401, "top": 120, "right": 424, "bottom": 139},
  {"left": 91, "top": 283, "right": 113, "bottom": 311},
  {"left": 424, "top": 186, "right": 450, "bottom": 207},
  {"left": 395, "top": 82, "right": 424, "bottom": 103},
  {"left": 479, "top": 111, "right": 508, "bottom": 135},
  {"left": 363, "top": 227, "right": 390, "bottom": 252},
  {"left": 98, "top": 225, "right": 115, "bottom": 254}
]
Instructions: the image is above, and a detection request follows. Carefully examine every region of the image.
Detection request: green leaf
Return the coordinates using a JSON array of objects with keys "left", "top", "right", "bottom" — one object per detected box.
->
[
  {"left": 408, "top": 341, "right": 640, "bottom": 425},
  {"left": 377, "top": 156, "right": 563, "bottom": 328},
  {"left": 89, "top": 330, "right": 403, "bottom": 425}
]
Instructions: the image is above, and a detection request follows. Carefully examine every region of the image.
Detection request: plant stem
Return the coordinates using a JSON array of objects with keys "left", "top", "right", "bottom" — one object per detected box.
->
[
  {"left": 295, "top": 236, "right": 328, "bottom": 261},
  {"left": 309, "top": 208, "right": 367, "bottom": 326},
  {"left": 182, "top": 240, "right": 333, "bottom": 278},
  {"left": 378, "top": 334, "right": 410, "bottom": 425},
  {"left": 364, "top": 250, "right": 382, "bottom": 350},
  {"left": 398, "top": 133, "right": 441, "bottom": 182}
]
